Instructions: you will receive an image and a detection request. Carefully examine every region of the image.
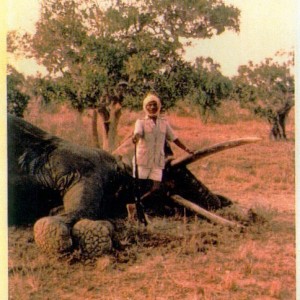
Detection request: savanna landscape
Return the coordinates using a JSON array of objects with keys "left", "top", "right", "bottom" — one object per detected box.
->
[
  {"left": 8, "top": 101, "right": 295, "bottom": 300},
  {"left": 6, "top": 1, "right": 296, "bottom": 299}
]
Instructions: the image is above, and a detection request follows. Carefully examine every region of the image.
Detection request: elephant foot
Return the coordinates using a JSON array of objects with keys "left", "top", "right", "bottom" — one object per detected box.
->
[
  {"left": 34, "top": 217, "right": 115, "bottom": 259},
  {"left": 34, "top": 216, "right": 73, "bottom": 255},
  {"left": 72, "top": 219, "right": 114, "bottom": 259}
]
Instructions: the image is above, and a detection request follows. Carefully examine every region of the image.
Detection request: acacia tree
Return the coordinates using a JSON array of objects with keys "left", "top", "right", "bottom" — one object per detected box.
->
[
  {"left": 232, "top": 51, "right": 294, "bottom": 140},
  {"left": 19, "top": 0, "right": 240, "bottom": 151},
  {"left": 187, "top": 57, "right": 232, "bottom": 122}
]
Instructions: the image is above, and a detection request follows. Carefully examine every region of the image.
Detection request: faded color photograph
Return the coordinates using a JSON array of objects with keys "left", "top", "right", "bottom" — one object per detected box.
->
[{"left": 7, "top": 0, "right": 296, "bottom": 299}]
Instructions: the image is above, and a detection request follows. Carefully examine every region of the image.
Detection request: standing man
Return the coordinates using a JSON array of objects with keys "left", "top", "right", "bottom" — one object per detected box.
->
[{"left": 132, "top": 93, "right": 194, "bottom": 201}]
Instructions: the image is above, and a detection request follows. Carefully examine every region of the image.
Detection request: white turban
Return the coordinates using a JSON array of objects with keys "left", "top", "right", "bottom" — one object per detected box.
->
[{"left": 143, "top": 94, "right": 161, "bottom": 116}]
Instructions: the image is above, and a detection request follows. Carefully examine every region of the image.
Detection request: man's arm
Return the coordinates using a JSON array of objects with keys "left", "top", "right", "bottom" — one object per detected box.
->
[
  {"left": 165, "top": 120, "right": 194, "bottom": 154},
  {"left": 132, "top": 119, "right": 143, "bottom": 144},
  {"left": 173, "top": 138, "right": 194, "bottom": 154}
]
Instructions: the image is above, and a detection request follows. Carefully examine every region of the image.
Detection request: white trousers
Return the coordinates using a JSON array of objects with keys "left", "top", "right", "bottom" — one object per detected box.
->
[{"left": 133, "top": 165, "right": 163, "bottom": 181}]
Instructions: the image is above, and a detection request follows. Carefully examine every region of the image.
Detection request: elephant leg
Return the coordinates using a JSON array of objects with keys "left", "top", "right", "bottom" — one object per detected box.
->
[
  {"left": 34, "top": 217, "right": 115, "bottom": 259},
  {"left": 72, "top": 219, "right": 114, "bottom": 259},
  {"left": 49, "top": 205, "right": 65, "bottom": 216},
  {"left": 34, "top": 216, "right": 73, "bottom": 255}
]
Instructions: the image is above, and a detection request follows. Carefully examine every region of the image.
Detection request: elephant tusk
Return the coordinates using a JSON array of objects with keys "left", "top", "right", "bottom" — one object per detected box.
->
[
  {"left": 112, "top": 133, "right": 133, "bottom": 154},
  {"left": 170, "top": 194, "right": 243, "bottom": 228},
  {"left": 170, "top": 137, "right": 262, "bottom": 168}
]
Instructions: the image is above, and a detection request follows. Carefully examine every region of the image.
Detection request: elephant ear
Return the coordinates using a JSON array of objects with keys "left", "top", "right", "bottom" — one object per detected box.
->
[{"left": 8, "top": 114, "right": 60, "bottom": 173}]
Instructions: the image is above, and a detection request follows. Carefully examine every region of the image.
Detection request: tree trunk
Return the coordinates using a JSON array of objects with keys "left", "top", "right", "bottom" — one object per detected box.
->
[
  {"left": 91, "top": 109, "right": 100, "bottom": 148},
  {"left": 98, "top": 107, "right": 110, "bottom": 152},
  {"left": 269, "top": 101, "right": 293, "bottom": 140},
  {"left": 97, "top": 97, "right": 123, "bottom": 153},
  {"left": 269, "top": 118, "right": 281, "bottom": 140},
  {"left": 107, "top": 101, "right": 122, "bottom": 153}
]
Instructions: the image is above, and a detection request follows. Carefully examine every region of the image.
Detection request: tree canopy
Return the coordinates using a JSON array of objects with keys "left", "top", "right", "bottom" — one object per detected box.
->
[
  {"left": 20, "top": 0, "right": 239, "bottom": 110},
  {"left": 187, "top": 57, "right": 233, "bottom": 122},
  {"left": 11, "top": 0, "right": 241, "bottom": 150},
  {"left": 232, "top": 51, "right": 294, "bottom": 139}
]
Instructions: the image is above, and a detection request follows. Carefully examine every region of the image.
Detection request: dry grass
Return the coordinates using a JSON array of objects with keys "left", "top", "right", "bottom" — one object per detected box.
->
[{"left": 9, "top": 101, "right": 295, "bottom": 299}]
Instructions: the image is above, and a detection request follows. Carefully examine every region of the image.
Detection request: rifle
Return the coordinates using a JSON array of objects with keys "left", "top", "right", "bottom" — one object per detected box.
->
[{"left": 134, "top": 143, "right": 148, "bottom": 226}]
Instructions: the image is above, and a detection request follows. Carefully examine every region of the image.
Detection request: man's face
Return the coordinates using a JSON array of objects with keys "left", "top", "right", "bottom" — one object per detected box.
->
[{"left": 146, "top": 100, "right": 158, "bottom": 115}]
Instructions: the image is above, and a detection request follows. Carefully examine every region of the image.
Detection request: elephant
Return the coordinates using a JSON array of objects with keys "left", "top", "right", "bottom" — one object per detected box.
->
[{"left": 8, "top": 114, "right": 260, "bottom": 258}]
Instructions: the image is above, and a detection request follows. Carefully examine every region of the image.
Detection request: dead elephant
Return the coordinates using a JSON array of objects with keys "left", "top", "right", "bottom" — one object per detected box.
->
[{"left": 8, "top": 114, "right": 260, "bottom": 258}]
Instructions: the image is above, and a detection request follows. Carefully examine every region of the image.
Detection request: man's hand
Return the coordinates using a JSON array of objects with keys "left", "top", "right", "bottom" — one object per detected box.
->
[
  {"left": 132, "top": 134, "right": 140, "bottom": 144},
  {"left": 173, "top": 138, "right": 195, "bottom": 155}
]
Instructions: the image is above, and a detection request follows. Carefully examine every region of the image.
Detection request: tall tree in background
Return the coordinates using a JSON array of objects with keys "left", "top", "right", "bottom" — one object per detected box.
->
[
  {"left": 232, "top": 51, "right": 294, "bottom": 140},
  {"left": 187, "top": 57, "right": 232, "bottom": 122},
  {"left": 18, "top": 0, "right": 240, "bottom": 151}
]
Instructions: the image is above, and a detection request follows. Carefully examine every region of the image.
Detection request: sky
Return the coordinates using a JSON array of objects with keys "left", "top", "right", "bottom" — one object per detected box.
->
[
  {"left": 6, "top": 0, "right": 298, "bottom": 77},
  {"left": 185, "top": 0, "right": 297, "bottom": 75}
]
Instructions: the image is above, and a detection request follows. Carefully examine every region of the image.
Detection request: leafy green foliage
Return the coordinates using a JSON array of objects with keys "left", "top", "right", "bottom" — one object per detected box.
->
[
  {"left": 7, "top": 66, "right": 30, "bottom": 117},
  {"left": 231, "top": 51, "right": 294, "bottom": 139},
  {"left": 14, "top": 0, "right": 240, "bottom": 148},
  {"left": 20, "top": 0, "right": 240, "bottom": 111},
  {"left": 187, "top": 57, "right": 233, "bottom": 121},
  {"left": 232, "top": 52, "right": 294, "bottom": 117}
]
